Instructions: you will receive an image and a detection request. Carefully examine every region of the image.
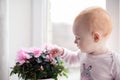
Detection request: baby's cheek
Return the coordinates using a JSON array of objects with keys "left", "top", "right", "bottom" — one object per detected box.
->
[{"left": 81, "top": 77, "right": 89, "bottom": 80}]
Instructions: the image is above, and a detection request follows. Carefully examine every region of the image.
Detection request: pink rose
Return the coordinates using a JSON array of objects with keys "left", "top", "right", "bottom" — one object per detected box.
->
[
  {"left": 17, "top": 49, "right": 31, "bottom": 64},
  {"left": 46, "top": 54, "right": 53, "bottom": 61},
  {"left": 31, "top": 48, "right": 43, "bottom": 57}
]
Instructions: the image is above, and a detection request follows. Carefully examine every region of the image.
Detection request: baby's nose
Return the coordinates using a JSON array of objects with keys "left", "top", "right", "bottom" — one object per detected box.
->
[{"left": 74, "top": 39, "right": 77, "bottom": 44}]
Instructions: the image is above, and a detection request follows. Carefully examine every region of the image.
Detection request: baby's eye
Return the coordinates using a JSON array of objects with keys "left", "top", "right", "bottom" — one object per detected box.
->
[
  {"left": 75, "top": 37, "right": 80, "bottom": 40},
  {"left": 77, "top": 38, "right": 80, "bottom": 40}
]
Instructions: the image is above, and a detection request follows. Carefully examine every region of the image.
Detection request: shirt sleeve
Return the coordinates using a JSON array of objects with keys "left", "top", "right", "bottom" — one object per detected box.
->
[
  {"left": 113, "top": 53, "right": 120, "bottom": 80},
  {"left": 61, "top": 48, "right": 81, "bottom": 67}
]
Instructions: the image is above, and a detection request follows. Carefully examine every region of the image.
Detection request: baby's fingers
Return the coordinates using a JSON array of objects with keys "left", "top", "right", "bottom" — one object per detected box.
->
[{"left": 50, "top": 48, "right": 58, "bottom": 57}]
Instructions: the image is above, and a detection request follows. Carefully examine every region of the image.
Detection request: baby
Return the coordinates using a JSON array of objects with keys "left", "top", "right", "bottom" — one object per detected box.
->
[{"left": 50, "top": 7, "right": 120, "bottom": 80}]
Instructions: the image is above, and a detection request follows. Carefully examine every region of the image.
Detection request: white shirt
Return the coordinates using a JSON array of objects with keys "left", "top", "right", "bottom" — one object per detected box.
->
[{"left": 62, "top": 48, "right": 120, "bottom": 80}]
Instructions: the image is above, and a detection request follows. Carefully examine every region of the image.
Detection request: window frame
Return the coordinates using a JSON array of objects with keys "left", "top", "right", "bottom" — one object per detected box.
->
[
  {"left": 32, "top": 0, "right": 51, "bottom": 46},
  {"left": 32, "top": 0, "right": 120, "bottom": 51}
]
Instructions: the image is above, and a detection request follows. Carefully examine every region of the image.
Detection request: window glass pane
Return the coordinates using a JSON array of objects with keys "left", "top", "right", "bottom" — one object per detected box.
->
[
  {"left": 49, "top": 0, "right": 106, "bottom": 79},
  {"left": 50, "top": 0, "right": 106, "bottom": 51}
]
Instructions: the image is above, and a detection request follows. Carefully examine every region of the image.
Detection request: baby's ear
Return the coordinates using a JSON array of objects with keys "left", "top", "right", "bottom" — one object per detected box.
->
[{"left": 92, "top": 32, "right": 101, "bottom": 42}]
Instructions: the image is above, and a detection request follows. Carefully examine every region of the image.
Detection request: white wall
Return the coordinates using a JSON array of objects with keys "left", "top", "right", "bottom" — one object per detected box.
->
[
  {"left": 106, "top": 0, "right": 120, "bottom": 52},
  {"left": 9, "top": 0, "right": 32, "bottom": 79}
]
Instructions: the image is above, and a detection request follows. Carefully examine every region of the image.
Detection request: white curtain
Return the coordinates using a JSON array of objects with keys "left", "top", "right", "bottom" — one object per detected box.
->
[{"left": 0, "top": 0, "right": 9, "bottom": 80}]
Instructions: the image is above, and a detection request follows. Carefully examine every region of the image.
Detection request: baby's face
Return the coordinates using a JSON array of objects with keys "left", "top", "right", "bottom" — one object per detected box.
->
[{"left": 73, "top": 22, "right": 95, "bottom": 53}]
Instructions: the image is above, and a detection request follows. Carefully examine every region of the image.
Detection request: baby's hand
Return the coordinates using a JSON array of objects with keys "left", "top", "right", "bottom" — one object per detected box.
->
[{"left": 50, "top": 45, "right": 64, "bottom": 57}]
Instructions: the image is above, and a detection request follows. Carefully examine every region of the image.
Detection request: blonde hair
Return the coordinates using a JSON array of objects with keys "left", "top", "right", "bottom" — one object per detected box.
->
[{"left": 74, "top": 7, "right": 113, "bottom": 37}]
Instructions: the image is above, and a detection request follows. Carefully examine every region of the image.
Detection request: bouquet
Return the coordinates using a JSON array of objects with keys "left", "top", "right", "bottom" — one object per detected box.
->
[{"left": 10, "top": 45, "right": 68, "bottom": 80}]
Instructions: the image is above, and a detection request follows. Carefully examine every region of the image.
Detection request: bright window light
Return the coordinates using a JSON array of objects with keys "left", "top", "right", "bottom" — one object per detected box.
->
[{"left": 51, "top": 0, "right": 106, "bottom": 25}]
